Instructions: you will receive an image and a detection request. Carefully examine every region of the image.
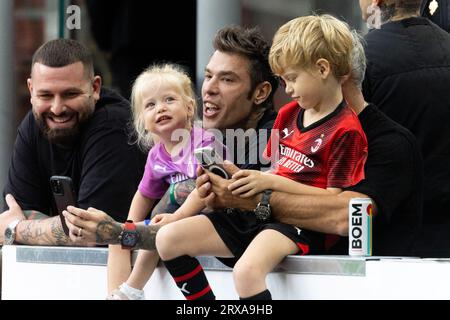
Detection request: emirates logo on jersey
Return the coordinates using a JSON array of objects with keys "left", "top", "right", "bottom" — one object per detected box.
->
[{"left": 311, "top": 135, "right": 324, "bottom": 153}]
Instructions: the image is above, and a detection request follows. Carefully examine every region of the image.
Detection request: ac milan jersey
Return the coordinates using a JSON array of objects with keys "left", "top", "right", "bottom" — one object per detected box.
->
[{"left": 265, "top": 101, "right": 367, "bottom": 189}]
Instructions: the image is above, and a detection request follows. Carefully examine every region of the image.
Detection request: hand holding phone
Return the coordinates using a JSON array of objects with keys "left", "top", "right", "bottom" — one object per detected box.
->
[
  {"left": 194, "top": 147, "right": 229, "bottom": 179},
  {"left": 50, "top": 176, "right": 77, "bottom": 236}
]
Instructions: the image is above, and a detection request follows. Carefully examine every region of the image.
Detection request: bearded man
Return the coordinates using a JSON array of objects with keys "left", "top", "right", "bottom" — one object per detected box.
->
[{"left": 0, "top": 39, "right": 145, "bottom": 246}]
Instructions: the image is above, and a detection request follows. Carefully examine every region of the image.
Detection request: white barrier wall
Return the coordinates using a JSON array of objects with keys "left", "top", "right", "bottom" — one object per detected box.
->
[{"left": 2, "top": 245, "right": 450, "bottom": 300}]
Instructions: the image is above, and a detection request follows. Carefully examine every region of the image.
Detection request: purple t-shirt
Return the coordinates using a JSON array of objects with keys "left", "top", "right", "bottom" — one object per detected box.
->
[{"left": 138, "top": 126, "right": 223, "bottom": 199}]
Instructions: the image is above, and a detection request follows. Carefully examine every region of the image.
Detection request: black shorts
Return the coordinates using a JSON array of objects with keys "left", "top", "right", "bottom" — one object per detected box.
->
[{"left": 203, "top": 209, "right": 326, "bottom": 267}]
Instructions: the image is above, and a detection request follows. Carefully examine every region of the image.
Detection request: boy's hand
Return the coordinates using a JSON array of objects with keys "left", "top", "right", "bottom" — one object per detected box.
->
[{"left": 228, "top": 170, "right": 269, "bottom": 198}]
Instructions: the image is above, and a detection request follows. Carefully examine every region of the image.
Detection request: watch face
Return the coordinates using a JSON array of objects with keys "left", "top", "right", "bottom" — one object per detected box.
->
[
  {"left": 4, "top": 227, "right": 14, "bottom": 245},
  {"left": 121, "top": 230, "right": 138, "bottom": 248},
  {"left": 255, "top": 206, "right": 271, "bottom": 221}
]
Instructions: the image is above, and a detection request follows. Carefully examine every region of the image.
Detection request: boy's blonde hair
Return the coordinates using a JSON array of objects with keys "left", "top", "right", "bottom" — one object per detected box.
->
[
  {"left": 131, "top": 63, "right": 197, "bottom": 150},
  {"left": 269, "top": 14, "right": 353, "bottom": 79}
]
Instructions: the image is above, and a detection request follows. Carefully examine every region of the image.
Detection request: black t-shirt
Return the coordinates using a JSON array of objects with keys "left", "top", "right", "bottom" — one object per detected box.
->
[
  {"left": 330, "top": 104, "right": 423, "bottom": 256},
  {"left": 3, "top": 88, "right": 146, "bottom": 222},
  {"left": 362, "top": 17, "right": 450, "bottom": 256}
]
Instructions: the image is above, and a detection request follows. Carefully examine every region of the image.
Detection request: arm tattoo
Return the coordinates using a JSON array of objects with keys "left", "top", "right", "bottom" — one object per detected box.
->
[
  {"left": 23, "top": 210, "right": 50, "bottom": 220},
  {"left": 135, "top": 224, "right": 161, "bottom": 250},
  {"left": 174, "top": 179, "right": 196, "bottom": 204},
  {"left": 96, "top": 220, "right": 122, "bottom": 245},
  {"left": 151, "top": 191, "right": 171, "bottom": 216},
  {"left": 151, "top": 179, "right": 196, "bottom": 217},
  {"left": 19, "top": 219, "right": 67, "bottom": 245},
  {"left": 94, "top": 220, "right": 161, "bottom": 250},
  {"left": 50, "top": 219, "right": 70, "bottom": 245}
]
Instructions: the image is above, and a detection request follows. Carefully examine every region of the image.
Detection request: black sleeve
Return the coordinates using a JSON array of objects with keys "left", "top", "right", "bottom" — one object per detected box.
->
[
  {"left": 3, "top": 114, "right": 52, "bottom": 213},
  {"left": 346, "top": 132, "right": 417, "bottom": 223},
  {"left": 77, "top": 119, "right": 145, "bottom": 222}
]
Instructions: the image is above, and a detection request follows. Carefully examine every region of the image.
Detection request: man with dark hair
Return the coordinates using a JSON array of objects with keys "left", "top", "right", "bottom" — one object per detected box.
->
[
  {"left": 360, "top": 0, "right": 450, "bottom": 257},
  {"left": 61, "top": 27, "right": 423, "bottom": 299},
  {"left": 203, "top": 26, "right": 277, "bottom": 167},
  {"left": 0, "top": 39, "right": 145, "bottom": 246},
  {"left": 102, "top": 25, "right": 279, "bottom": 298}
]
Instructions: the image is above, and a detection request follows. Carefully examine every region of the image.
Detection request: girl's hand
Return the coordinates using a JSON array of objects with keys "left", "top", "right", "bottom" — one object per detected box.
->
[
  {"left": 151, "top": 213, "right": 180, "bottom": 226},
  {"left": 228, "top": 170, "right": 270, "bottom": 198}
]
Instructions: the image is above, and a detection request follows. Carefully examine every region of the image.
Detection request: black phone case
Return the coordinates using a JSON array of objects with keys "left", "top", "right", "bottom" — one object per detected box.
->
[
  {"left": 194, "top": 147, "right": 229, "bottom": 179},
  {"left": 50, "top": 176, "right": 77, "bottom": 236}
]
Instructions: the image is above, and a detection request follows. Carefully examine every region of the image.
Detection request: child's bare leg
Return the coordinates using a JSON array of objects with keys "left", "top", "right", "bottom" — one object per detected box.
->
[
  {"left": 127, "top": 249, "right": 159, "bottom": 290},
  {"left": 233, "top": 229, "right": 298, "bottom": 299}
]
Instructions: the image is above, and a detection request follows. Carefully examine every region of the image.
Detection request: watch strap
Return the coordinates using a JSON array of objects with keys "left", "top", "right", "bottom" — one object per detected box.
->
[
  {"left": 124, "top": 220, "right": 136, "bottom": 230},
  {"left": 260, "top": 189, "right": 272, "bottom": 206}
]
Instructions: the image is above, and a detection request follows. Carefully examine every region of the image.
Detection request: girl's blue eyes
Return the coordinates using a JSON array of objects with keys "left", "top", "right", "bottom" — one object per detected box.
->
[{"left": 145, "top": 97, "right": 177, "bottom": 109}]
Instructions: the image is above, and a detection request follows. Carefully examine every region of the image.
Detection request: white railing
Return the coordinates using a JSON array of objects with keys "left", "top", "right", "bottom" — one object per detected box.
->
[{"left": 2, "top": 245, "right": 450, "bottom": 300}]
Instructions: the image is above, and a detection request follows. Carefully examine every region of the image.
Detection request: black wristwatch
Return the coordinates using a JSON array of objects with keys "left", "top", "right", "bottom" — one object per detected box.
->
[
  {"left": 254, "top": 189, "right": 272, "bottom": 222},
  {"left": 119, "top": 220, "right": 139, "bottom": 249}
]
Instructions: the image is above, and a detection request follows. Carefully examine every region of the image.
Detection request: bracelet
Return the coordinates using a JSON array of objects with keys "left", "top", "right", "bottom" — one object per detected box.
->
[{"left": 169, "top": 183, "right": 177, "bottom": 205}]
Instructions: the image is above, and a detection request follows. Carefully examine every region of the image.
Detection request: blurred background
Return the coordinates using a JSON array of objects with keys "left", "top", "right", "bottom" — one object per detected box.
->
[{"left": 0, "top": 0, "right": 366, "bottom": 208}]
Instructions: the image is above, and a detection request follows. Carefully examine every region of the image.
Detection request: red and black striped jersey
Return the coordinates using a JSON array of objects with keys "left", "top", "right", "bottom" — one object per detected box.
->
[{"left": 265, "top": 101, "right": 368, "bottom": 189}]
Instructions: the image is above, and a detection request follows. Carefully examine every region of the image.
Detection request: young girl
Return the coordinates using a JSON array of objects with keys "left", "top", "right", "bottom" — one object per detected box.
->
[
  {"left": 154, "top": 15, "right": 368, "bottom": 300},
  {"left": 107, "top": 63, "right": 224, "bottom": 300}
]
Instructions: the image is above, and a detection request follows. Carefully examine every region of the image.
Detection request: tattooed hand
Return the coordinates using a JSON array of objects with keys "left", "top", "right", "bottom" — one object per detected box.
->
[
  {"left": 63, "top": 206, "right": 162, "bottom": 250},
  {"left": 63, "top": 206, "right": 121, "bottom": 246}
]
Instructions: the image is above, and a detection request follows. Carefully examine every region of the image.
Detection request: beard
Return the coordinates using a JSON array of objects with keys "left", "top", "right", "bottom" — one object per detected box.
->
[{"left": 34, "top": 101, "right": 95, "bottom": 145}]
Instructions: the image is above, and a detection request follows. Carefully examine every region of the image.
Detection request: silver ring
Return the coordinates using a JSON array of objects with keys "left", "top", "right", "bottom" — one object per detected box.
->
[{"left": 77, "top": 227, "right": 83, "bottom": 237}]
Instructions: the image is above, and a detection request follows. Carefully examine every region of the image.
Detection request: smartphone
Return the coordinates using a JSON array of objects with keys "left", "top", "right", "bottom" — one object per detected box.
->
[
  {"left": 50, "top": 176, "right": 77, "bottom": 236},
  {"left": 194, "top": 147, "right": 229, "bottom": 179}
]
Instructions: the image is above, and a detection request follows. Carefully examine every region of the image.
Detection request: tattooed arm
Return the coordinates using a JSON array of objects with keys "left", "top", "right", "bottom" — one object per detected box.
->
[
  {"left": 15, "top": 217, "right": 72, "bottom": 246},
  {"left": 0, "top": 194, "right": 76, "bottom": 245},
  {"left": 64, "top": 206, "right": 161, "bottom": 250},
  {"left": 150, "top": 179, "right": 196, "bottom": 217}
]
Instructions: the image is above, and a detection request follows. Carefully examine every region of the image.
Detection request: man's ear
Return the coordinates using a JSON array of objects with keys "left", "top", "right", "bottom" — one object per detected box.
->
[
  {"left": 253, "top": 81, "right": 272, "bottom": 106},
  {"left": 27, "top": 78, "right": 33, "bottom": 95},
  {"left": 27, "top": 78, "right": 34, "bottom": 104},
  {"left": 91, "top": 76, "right": 102, "bottom": 101},
  {"left": 316, "top": 58, "right": 331, "bottom": 79}
]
